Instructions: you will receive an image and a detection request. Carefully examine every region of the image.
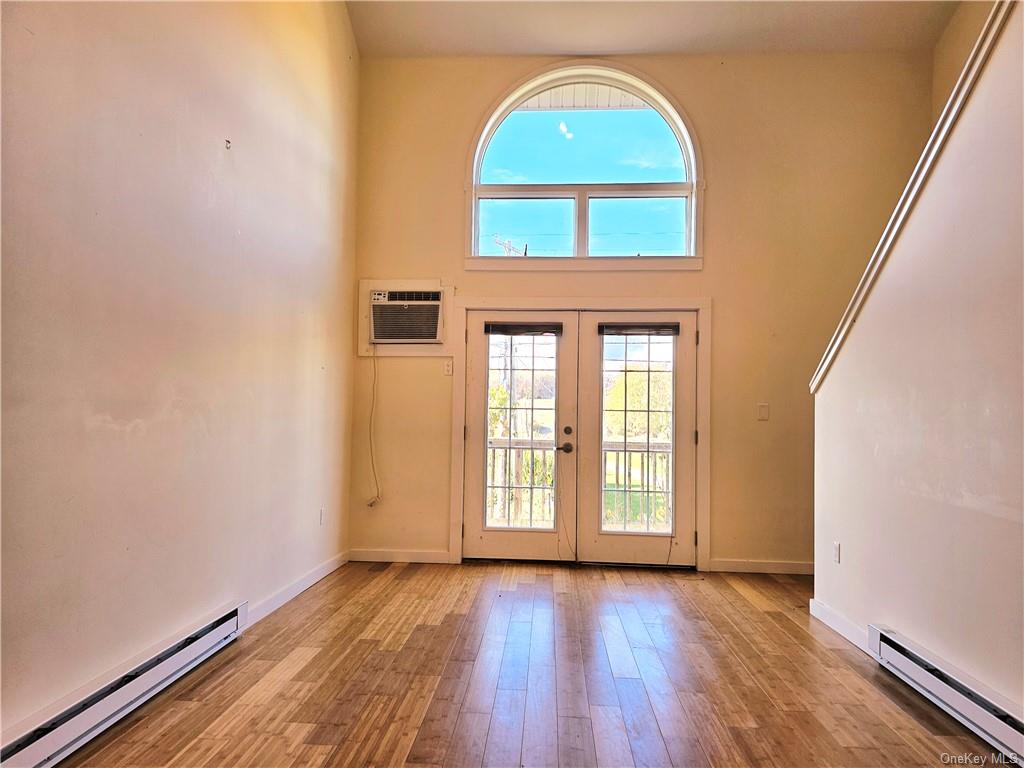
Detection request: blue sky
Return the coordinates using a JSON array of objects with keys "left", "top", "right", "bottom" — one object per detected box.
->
[{"left": 478, "top": 108, "right": 687, "bottom": 257}]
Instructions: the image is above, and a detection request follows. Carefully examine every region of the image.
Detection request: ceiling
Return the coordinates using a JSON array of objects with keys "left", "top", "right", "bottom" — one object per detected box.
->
[{"left": 347, "top": 1, "right": 958, "bottom": 58}]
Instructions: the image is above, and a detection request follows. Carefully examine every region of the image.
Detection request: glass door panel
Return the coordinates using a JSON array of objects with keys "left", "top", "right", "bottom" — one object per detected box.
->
[
  {"left": 577, "top": 312, "right": 697, "bottom": 565},
  {"left": 485, "top": 332, "right": 558, "bottom": 530},
  {"left": 463, "top": 311, "right": 579, "bottom": 560},
  {"left": 600, "top": 331, "right": 675, "bottom": 534}
]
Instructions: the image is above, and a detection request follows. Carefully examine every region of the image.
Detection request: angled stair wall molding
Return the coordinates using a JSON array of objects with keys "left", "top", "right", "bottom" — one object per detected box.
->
[{"left": 809, "top": 0, "right": 1016, "bottom": 394}]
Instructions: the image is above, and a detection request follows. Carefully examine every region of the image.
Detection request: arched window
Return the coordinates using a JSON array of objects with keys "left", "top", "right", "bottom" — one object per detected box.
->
[{"left": 471, "top": 65, "right": 700, "bottom": 267}]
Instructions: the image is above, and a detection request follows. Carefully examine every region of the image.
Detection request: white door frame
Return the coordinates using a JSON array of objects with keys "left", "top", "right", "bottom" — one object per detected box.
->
[{"left": 448, "top": 295, "right": 712, "bottom": 569}]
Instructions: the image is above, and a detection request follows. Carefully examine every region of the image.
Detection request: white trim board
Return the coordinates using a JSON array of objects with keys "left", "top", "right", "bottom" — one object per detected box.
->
[
  {"left": 465, "top": 257, "right": 703, "bottom": 272},
  {"left": 709, "top": 558, "right": 814, "bottom": 575},
  {"left": 245, "top": 551, "right": 349, "bottom": 628},
  {"left": 346, "top": 548, "right": 452, "bottom": 564},
  {"left": 449, "top": 296, "right": 711, "bottom": 311},
  {"left": 809, "top": 597, "right": 871, "bottom": 654}
]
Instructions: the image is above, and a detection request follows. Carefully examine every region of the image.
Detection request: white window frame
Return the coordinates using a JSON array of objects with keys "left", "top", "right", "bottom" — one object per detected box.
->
[{"left": 467, "top": 64, "right": 703, "bottom": 272}]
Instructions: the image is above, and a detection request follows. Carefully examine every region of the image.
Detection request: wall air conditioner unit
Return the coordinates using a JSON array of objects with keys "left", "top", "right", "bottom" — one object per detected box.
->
[{"left": 369, "top": 289, "right": 443, "bottom": 344}]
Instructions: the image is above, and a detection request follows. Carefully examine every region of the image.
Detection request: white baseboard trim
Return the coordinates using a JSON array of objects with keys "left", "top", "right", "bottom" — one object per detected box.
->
[
  {"left": 809, "top": 598, "right": 871, "bottom": 653},
  {"left": 0, "top": 600, "right": 243, "bottom": 749},
  {"left": 246, "top": 551, "right": 348, "bottom": 628},
  {"left": 707, "top": 558, "right": 814, "bottom": 575},
  {"left": 2, "top": 553, "right": 348, "bottom": 759},
  {"left": 347, "top": 548, "right": 451, "bottom": 564},
  {"left": 1, "top": 607, "right": 243, "bottom": 768}
]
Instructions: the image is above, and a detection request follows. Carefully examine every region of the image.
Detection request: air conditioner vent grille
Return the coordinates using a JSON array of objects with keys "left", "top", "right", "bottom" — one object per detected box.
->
[
  {"left": 387, "top": 290, "right": 441, "bottom": 302},
  {"left": 371, "top": 304, "right": 441, "bottom": 341}
]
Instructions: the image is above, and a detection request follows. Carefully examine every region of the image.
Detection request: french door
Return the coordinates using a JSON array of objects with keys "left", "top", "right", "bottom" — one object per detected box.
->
[{"left": 463, "top": 309, "right": 698, "bottom": 566}]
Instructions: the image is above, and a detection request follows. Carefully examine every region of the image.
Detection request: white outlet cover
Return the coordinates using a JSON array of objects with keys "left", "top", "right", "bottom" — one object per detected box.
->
[{"left": 833, "top": 541, "right": 841, "bottom": 563}]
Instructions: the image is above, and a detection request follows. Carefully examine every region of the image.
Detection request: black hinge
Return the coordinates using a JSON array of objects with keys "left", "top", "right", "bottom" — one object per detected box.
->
[
  {"left": 694, "top": 531, "right": 698, "bottom": 546},
  {"left": 694, "top": 430, "right": 699, "bottom": 445},
  {"left": 695, "top": 330, "right": 700, "bottom": 346},
  {"left": 461, "top": 523, "right": 465, "bottom": 537},
  {"left": 463, "top": 425, "right": 468, "bottom": 441}
]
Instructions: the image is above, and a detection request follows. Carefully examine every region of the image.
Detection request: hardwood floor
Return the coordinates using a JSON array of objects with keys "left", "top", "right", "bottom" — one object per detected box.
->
[{"left": 63, "top": 562, "right": 992, "bottom": 767}]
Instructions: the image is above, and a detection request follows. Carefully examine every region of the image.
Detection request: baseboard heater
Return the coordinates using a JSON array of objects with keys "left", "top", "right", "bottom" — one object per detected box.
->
[
  {"left": 1, "top": 603, "right": 247, "bottom": 768},
  {"left": 868, "top": 625, "right": 1023, "bottom": 759}
]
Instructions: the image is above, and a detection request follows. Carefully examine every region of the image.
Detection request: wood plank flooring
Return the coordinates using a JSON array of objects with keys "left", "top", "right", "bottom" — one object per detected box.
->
[{"left": 63, "top": 562, "right": 993, "bottom": 767}]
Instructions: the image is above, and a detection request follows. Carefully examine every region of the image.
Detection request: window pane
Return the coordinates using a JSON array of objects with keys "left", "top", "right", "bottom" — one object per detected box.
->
[
  {"left": 603, "top": 490, "right": 627, "bottom": 531},
  {"left": 600, "top": 333, "right": 675, "bottom": 535},
  {"left": 532, "top": 487, "right": 555, "bottom": 527},
  {"left": 533, "top": 409, "right": 555, "bottom": 440},
  {"left": 481, "top": 84, "right": 685, "bottom": 184},
  {"left": 478, "top": 198, "right": 574, "bottom": 257},
  {"left": 510, "top": 488, "right": 530, "bottom": 528},
  {"left": 604, "top": 338, "right": 626, "bottom": 371},
  {"left": 604, "top": 411, "right": 625, "bottom": 443},
  {"left": 488, "top": 407, "right": 510, "bottom": 439},
  {"left": 511, "top": 410, "right": 532, "bottom": 440},
  {"left": 488, "top": 487, "right": 508, "bottom": 527},
  {"left": 534, "top": 372, "right": 556, "bottom": 404},
  {"left": 649, "top": 372, "right": 673, "bottom": 412},
  {"left": 485, "top": 333, "right": 558, "bottom": 530},
  {"left": 534, "top": 336, "right": 557, "bottom": 370},
  {"left": 588, "top": 197, "right": 687, "bottom": 257},
  {"left": 509, "top": 448, "right": 533, "bottom": 486}
]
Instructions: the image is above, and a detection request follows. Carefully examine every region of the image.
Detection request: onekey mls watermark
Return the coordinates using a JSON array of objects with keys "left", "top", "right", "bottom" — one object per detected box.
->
[{"left": 939, "top": 752, "right": 1020, "bottom": 766}]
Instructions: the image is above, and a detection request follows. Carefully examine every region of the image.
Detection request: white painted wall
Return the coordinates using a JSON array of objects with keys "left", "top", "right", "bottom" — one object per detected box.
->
[
  {"left": 813, "top": 7, "right": 1023, "bottom": 711},
  {"left": 1, "top": 2, "right": 359, "bottom": 731}
]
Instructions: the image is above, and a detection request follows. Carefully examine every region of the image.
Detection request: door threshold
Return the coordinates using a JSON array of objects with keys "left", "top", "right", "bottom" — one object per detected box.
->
[{"left": 461, "top": 557, "right": 698, "bottom": 571}]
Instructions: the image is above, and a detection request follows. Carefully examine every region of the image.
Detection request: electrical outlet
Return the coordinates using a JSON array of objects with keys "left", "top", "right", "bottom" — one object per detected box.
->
[
  {"left": 443, "top": 358, "right": 453, "bottom": 376},
  {"left": 833, "top": 541, "right": 841, "bottom": 564}
]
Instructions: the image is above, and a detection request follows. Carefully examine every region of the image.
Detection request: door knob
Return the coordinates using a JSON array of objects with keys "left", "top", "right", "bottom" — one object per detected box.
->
[{"left": 556, "top": 442, "right": 574, "bottom": 454}]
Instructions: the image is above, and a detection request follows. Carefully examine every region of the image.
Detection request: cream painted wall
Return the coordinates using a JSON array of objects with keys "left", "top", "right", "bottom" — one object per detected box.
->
[
  {"left": 814, "top": 9, "right": 1022, "bottom": 709},
  {"left": 1, "top": 2, "right": 359, "bottom": 729},
  {"left": 932, "top": 1, "right": 993, "bottom": 119},
  {"left": 350, "top": 51, "right": 935, "bottom": 566}
]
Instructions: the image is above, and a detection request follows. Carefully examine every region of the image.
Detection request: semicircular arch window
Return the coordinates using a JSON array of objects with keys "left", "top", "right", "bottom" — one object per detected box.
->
[{"left": 474, "top": 74, "right": 698, "bottom": 262}]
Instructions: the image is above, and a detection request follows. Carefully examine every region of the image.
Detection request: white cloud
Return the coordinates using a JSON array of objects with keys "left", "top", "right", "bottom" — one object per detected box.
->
[
  {"left": 619, "top": 150, "right": 684, "bottom": 170},
  {"left": 558, "top": 121, "right": 573, "bottom": 140},
  {"left": 488, "top": 168, "right": 529, "bottom": 183}
]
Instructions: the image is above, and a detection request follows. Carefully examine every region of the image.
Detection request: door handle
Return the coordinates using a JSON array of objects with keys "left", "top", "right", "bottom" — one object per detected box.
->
[{"left": 556, "top": 442, "right": 574, "bottom": 454}]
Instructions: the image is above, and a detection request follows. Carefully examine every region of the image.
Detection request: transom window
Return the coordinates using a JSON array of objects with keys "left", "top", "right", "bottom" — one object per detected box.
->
[{"left": 471, "top": 66, "right": 699, "bottom": 266}]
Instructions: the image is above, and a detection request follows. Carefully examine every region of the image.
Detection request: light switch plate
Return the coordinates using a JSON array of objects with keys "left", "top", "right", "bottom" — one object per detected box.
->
[{"left": 757, "top": 402, "right": 770, "bottom": 421}]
